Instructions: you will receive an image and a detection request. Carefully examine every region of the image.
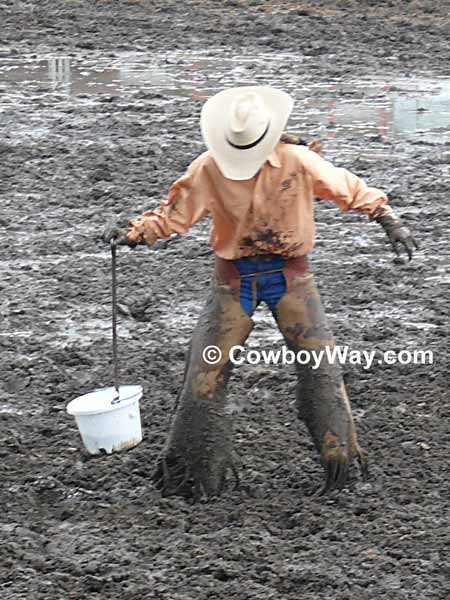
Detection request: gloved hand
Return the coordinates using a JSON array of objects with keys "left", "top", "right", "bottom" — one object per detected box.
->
[
  {"left": 375, "top": 214, "right": 418, "bottom": 260},
  {"left": 101, "top": 224, "right": 137, "bottom": 247}
]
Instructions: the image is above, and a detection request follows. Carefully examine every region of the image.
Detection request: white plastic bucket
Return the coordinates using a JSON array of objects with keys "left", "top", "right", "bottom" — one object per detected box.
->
[{"left": 67, "top": 385, "right": 143, "bottom": 455}]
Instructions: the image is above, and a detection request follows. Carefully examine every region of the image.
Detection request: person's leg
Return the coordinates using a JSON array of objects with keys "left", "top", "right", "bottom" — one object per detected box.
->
[
  {"left": 272, "top": 271, "right": 367, "bottom": 493},
  {"left": 153, "top": 282, "right": 253, "bottom": 500}
]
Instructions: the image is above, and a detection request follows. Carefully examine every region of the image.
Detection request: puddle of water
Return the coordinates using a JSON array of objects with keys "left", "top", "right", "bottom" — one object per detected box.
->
[
  {"left": 0, "top": 251, "right": 112, "bottom": 272},
  {"left": 292, "top": 77, "right": 450, "bottom": 145},
  {"left": 403, "top": 322, "right": 438, "bottom": 331},
  {"left": 0, "top": 404, "right": 23, "bottom": 416},
  {"left": 0, "top": 330, "right": 33, "bottom": 338},
  {"left": 0, "top": 53, "right": 255, "bottom": 99},
  {"left": 57, "top": 317, "right": 131, "bottom": 346},
  {"left": 248, "top": 311, "right": 283, "bottom": 345},
  {"left": 164, "top": 300, "right": 201, "bottom": 327},
  {"left": 424, "top": 274, "right": 450, "bottom": 284},
  {"left": 0, "top": 52, "right": 449, "bottom": 144},
  {"left": 164, "top": 297, "right": 284, "bottom": 346}
]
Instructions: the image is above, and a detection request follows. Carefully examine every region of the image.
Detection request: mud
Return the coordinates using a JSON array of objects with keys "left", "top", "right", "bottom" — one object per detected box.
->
[
  {"left": 0, "top": 1, "right": 449, "bottom": 599},
  {"left": 153, "top": 283, "right": 253, "bottom": 500}
]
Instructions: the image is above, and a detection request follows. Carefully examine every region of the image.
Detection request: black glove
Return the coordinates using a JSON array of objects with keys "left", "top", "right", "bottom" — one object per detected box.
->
[
  {"left": 101, "top": 224, "right": 137, "bottom": 247},
  {"left": 375, "top": 214, "right": 418, "bottom": 261}
]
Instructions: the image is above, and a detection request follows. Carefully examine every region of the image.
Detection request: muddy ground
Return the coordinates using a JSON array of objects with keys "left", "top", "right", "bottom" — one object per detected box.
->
[{"left": 1, "top": 1, "right": 449, "bottom": 599}]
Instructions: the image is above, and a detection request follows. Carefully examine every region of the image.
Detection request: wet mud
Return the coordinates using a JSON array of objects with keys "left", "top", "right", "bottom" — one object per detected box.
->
[{"left": 1, "top": 1, "right": 449, "bottom": 599}]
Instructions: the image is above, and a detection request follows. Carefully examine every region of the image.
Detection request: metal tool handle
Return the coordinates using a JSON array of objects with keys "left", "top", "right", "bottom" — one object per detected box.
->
[{"left": 110, "top": 238, "right": 120, "bottom": 403}]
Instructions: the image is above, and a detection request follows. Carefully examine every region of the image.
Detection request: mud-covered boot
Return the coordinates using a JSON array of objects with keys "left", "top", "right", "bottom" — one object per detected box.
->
[
  {"left": 273, "top": 272, "right": 368, "bottom": 493},
  {"left": 152, "top": 284, "right": 253, "bottom": 500}
]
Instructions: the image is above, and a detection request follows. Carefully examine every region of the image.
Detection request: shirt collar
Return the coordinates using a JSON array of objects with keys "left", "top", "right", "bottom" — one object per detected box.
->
[{"left": 267, "top": 148, "right": 281, "bottom": 168}]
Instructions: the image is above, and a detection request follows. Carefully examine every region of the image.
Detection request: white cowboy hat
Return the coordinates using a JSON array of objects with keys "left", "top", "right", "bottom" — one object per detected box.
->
[{"left": 200, "top": 86, "right": 294, "bottom": 181}]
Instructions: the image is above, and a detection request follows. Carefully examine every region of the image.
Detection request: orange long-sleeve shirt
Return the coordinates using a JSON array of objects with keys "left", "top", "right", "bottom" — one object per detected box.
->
[{"left": 127, "top": 143, "right": 393, "bottom": 259}]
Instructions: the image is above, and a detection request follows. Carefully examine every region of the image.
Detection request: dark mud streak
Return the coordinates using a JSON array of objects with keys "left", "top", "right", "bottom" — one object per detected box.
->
[{"left": 0, "top": 1, "right": 449, "bottom": 600}]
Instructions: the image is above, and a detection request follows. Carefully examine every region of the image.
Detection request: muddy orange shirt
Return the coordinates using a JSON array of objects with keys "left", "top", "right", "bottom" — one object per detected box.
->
[{"left": 127, "top": 143, "right": 393, "bottom": 259}]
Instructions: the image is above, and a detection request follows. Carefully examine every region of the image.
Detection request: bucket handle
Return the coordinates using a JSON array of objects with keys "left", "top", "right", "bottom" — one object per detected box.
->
[{"left": 111, "top": 238, "right": 121, "bottom": 404}]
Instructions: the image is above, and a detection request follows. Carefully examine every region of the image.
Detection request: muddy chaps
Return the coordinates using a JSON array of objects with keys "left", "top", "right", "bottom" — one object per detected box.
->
[{"left": 152, "top": 260, "right": 368, "bottom": 500}]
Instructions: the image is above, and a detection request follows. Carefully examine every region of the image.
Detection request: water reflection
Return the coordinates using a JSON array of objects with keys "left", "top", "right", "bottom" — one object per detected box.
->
[
  {"left": 394, "top": 81, "right": 450, "bottom": 135},
  {"left": 47, "top": 57, "right": 71, "bottom": 92},
  {"left": 1, "top": 54, "right": 449, "bottom": 142}
]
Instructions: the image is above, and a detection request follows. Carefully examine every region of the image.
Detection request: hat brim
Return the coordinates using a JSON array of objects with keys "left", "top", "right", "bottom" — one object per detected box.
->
[{"left": 200, "top": 86, "right": 294, "bottom": 181}]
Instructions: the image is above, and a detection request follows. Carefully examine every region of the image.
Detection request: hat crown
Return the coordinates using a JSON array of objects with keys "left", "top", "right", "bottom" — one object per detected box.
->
[
  {"left": 200, "top": 85, "right": 294, "bottom": 180},
  {"left": 227, "top": 92, "right": 270, "bottom": 147}
]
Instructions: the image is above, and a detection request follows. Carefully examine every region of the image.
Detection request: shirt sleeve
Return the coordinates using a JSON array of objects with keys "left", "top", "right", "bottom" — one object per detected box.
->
[
  {"left": 127, "top": 154, "right": 210, "bottom": 245},
  {"left": 299, "top": 148, "right": 395, "bottom": 218}
]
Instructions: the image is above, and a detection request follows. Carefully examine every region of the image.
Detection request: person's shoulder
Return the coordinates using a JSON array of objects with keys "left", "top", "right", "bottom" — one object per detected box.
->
[
  {"left": 276, "top": 142, "right": 316, "bottom": 165},
  {"left": 186, "top": 150, "right": 216, "bottom": 174},
  {"left": 281, "top": 142, "right": 313, "bottom": 156},
  {"left": 191, "top": 150, "right": 213, "bottom": 166}
]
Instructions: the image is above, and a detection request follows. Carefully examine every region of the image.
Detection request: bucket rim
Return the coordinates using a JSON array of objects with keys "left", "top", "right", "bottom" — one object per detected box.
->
[{"left": 67, "top": 384, "right": 143, "bottom": 416}]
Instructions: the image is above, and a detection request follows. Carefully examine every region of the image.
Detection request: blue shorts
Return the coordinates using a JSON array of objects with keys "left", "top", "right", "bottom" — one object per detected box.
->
[{"left": 233, "top": 255, "right": 287, "bottom": 317}]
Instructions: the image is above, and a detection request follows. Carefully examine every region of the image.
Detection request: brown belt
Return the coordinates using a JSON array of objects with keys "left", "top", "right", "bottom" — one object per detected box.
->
[{"left": 241, "top": 253, "right": 284, "bottom": 263}]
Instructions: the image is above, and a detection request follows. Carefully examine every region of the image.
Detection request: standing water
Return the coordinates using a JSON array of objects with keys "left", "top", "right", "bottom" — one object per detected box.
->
[{"left": 0, "top": 51, "right": 449, "bottom": 144}]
